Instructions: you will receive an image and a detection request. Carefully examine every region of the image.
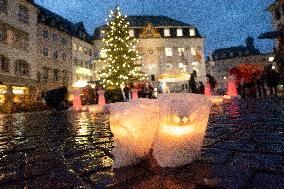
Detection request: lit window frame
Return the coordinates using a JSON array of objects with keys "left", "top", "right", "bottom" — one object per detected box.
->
[
  {"left": 129, "top": 29, "right": 134, "bottom": 37},
  {"left": 177, "top": 29, "right": 183, "bottom": 37},
  {"left": 191, "top": 47, "right": 196, "bottom": 56},
  {"left": 165, "top": 48, "right": 173, "bottom": 56},
  {"left": 164, "top": 28, "right": 170, "bottom": 37},
  {"left": 189, "top": 28, "right": 196, "bottom": 37},
  {"left": 178, "top": 48, "right": 185, "bottom": 56}
]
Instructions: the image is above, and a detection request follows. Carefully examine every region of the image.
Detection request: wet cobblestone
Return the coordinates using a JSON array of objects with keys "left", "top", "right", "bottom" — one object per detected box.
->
[{"left": 0, "top": 97, "right": 284, "bottom": 188}]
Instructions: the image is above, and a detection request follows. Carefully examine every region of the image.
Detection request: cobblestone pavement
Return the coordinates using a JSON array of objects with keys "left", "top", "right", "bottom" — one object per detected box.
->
[{"left": 0, "top": 97, "right": 284, "bottom": 189}]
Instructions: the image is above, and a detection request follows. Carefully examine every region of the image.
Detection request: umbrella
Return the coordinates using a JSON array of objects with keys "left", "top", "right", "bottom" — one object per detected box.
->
[
  {"left": 237, "top": 64, "right": 264, "bottom": 83},
  {"left": 258, "top": 31, "right": 284, "bottom": 39},
  {"left": 229, "top": 67, "right": 243, "bottom": 84},
  {"left": 158, "top": 73, "right": 191, "bottom": 82},
  {"left": 158, "top": 69, "right": 190, "bottom": 83}
]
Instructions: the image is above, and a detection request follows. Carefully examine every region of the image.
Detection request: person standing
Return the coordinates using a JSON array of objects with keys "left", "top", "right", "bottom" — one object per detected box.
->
[
  {"left": 266, "top": 67, "right": 280, "bottom": 96},
  {"left": 256, "top": 73, "right": 266, "bottom": 98},
  {"left": 123, "top": 84, "right": 130, "bottom": 101},
  {"left": 189, "top": 70, "right": 197, "bottom": 93}
]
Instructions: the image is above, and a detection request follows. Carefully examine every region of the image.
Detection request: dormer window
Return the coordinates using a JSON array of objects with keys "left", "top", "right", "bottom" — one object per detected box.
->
[
  {"left": 189, "top": 28, "right": 196, "bottom": 37},
  {"left": 177, "top": 29, "right": 183, "bottom": 37},
  {"left": 0, "top": 0, "right": 7, "bottom": 13},
  {"left": 275, "top": 8, "right": 281, "bottom": 20},
  {"left": 129, "top": 29, "right": 134, "bottom": 37},
  {"left": 164, "top": 29, "right": 170, "bottom": 37},
  {"left": 51, "top": 20, "right": 55, "bottom": 26},
  {"left": 19, "top": 5, "right": 29, "bottom": 24},
  {"left": 41, "top": 16, "right": 46, "bottom": 22},
  {"left": 79, "top": 30, "right": 85, "bottom": 39}
]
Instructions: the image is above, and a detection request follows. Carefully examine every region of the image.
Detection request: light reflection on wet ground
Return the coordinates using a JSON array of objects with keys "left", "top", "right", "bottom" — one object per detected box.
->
[{"left": 0, "top": 97, "right": 284, "bottom": 188}]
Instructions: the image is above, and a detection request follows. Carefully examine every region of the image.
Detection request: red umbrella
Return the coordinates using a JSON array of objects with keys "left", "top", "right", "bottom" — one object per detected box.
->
[
  {"left": 237, "top": 64, "right": 264, "bottom": 83},
  {"left": 229, "top": 67, "right": 243, "bottom": 85}
]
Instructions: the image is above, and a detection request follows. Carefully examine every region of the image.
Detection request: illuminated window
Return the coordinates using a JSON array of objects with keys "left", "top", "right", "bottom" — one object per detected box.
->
[
  {"left": 165, "top": 48, "right": 173, "bottom": 56},
  {"left": 164, "top": 29, "right": 170, "bottom": 37},
  {"left": 178, "top": 48, "right": 185, "bottom": 56},
  {"left": 189, "top": 28, "right": 196, "bottom": 36},
  {"left": 73, "top": 43, "right": 77, "bottom": 51},
  {"left": 100, "top": 49, "right": 107, "bottom": 58},
  {"left": 192, "top": 61, "right": 198, "bottom": 66},
  {"left": 179, "top": 63, "right": 184, "bottom": 68},
  {"left": 129, "top": 29, "right": 134, "bottom": 37},
  {"left": 78, "top": 46, "right": 83, "bottom": 52},
  {"left": 0, "top": 0, "right": 7, "bottom": 13},
  {"left": 269, "top": 57, "right": 274, "bottom": 62},
  {"left": 191, "top": 47, "right": 196, "bottom": 55},
  {"left": 100, "top": 30, "right": 105, "bottom": 38},
  {"left": 18, "top": 5, "right": 29, "bottom": 24},
  {"left": 177, "top": 29, "right": 183, "bottom": 36}
]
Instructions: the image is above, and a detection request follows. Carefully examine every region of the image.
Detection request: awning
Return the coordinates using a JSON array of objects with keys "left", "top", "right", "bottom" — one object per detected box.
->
[
  {"left": 258, "top": 31, "right": 284, "bottom": 39},
  {"left": 158, "top": 72, "right": 190, "bottom": 83}
]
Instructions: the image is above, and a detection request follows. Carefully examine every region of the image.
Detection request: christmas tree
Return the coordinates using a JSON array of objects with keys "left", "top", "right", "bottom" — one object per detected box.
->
[{"left": 99, "top": 6, "right": 147, "bottom": 89}]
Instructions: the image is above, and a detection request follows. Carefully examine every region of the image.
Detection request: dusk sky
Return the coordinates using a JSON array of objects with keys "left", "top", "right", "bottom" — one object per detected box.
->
[{"left": 35, "top": 0, "right": 275, "bottom": 55}]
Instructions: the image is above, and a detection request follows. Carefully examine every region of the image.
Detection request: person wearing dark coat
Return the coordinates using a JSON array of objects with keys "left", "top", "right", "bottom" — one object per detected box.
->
[
  {"left": 123, "top": 84, "right": 130, "bottom": 101},
  {"left": 266, "top": 68, "right": 280, "bottom": 96},
  {"left": 189, "top": 70, "right": 197, "bottom": 93},
  {"left": 256, "top": 73, "right": 267, "bottom": 98}
]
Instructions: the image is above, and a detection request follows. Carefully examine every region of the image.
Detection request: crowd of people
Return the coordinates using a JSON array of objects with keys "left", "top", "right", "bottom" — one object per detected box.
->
[
  {"left": 80, "top": 65, "right": 282, "bottom": 105},
  {"left": 236, "top": 67, "right": 281, "bottom": 98},
  {"left": 188, "top": 65, "right": 282, "bottom": 98}
]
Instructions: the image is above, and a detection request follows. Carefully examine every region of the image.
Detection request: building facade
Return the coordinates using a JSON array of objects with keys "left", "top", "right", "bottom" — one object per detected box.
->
[
  {"left": 93, "top": 16, "right": 206, "bottom": 90},
  {"left": 0, "top": 0, "right": 38, "bottom": 105},
  {"left": 71, "top": 22, "right": 96, "bottom": 88},
  {"left": 206, "top": 38, "right": 274, "bottom": 89},
  {"left": 36, "top": 6, "right": 73, "bottom": 93},
  {"left": 267, "top": 0, "right": 284, "bottom": 84}
]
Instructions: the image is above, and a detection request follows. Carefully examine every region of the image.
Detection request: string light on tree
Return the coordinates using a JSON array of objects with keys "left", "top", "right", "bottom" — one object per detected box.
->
[{"left": 99, "top": 6, "right": 147, "bottom": 88}]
